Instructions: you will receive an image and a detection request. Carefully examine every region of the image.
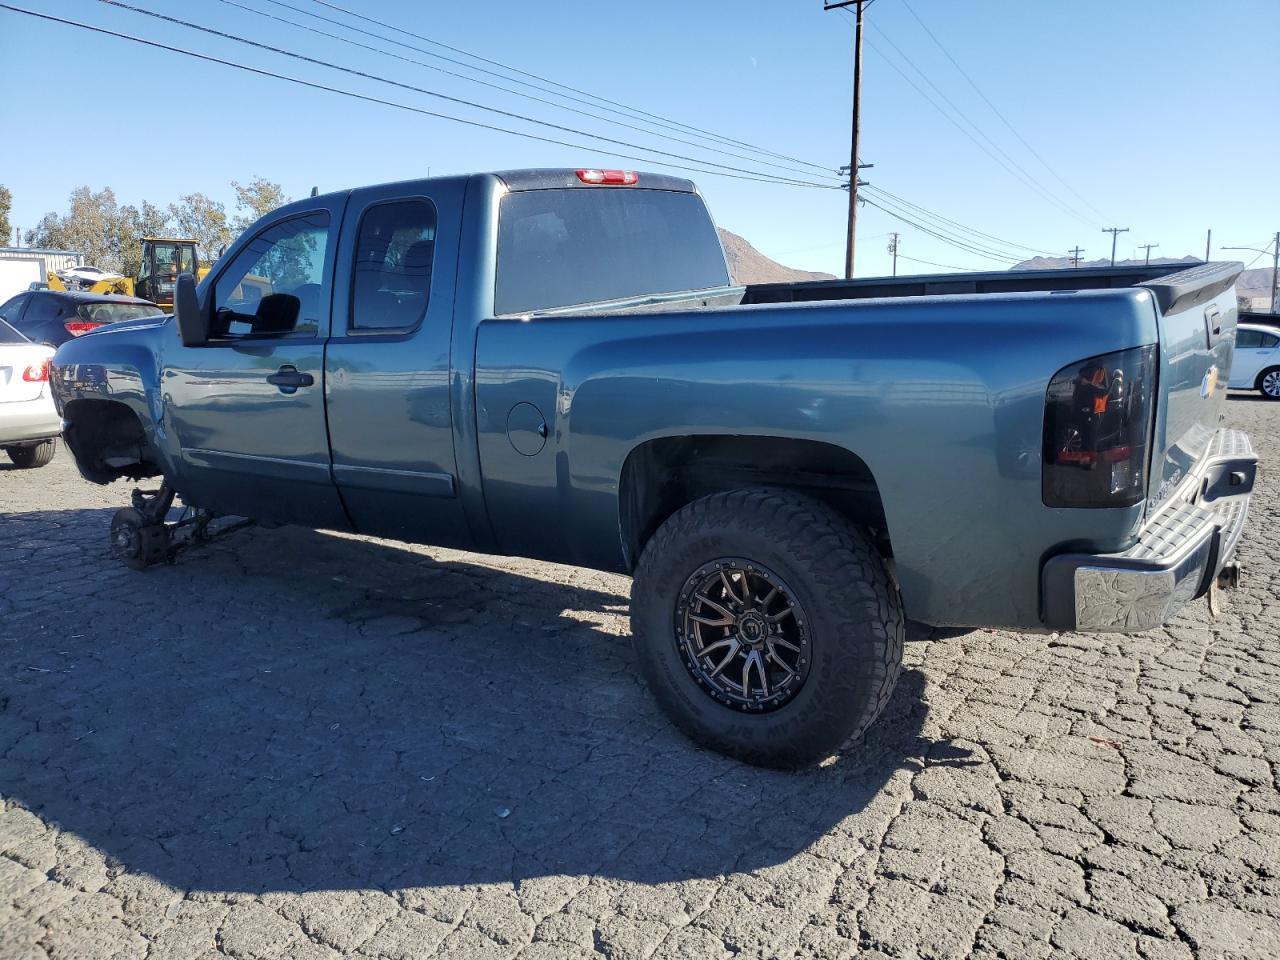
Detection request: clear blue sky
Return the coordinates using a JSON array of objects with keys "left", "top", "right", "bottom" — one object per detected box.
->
[{"left": 1, "top": 0, "right": 1277, "bottom": 277}]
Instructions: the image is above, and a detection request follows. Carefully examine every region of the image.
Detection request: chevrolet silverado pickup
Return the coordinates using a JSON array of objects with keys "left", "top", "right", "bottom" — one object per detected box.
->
[{"left": 50, "top": 168, "right": 1258, "bottom": 768}]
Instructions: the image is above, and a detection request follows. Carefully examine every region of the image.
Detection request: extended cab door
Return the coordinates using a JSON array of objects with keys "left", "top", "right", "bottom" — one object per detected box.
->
[
  {"left": 161, "top": 200, "right": 349, "bottom": 529},
  {"left": 323, "top": 180, "right": 473, "bottom": 547}
]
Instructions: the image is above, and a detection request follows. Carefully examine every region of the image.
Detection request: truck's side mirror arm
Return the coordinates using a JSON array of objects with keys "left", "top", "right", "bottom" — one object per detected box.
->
[{"left": 174, "top": 272, "right": 208, "bottom": 347}]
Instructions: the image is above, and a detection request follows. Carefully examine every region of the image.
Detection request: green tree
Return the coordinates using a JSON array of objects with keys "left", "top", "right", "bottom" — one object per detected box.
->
[
  {"left": 170, "top": 192, "right": 232, "bottom": 263},
  {"left": 0, "top": 185, "right": 12, "bottom": 246},
  {"left": 26, "top": 186, "right": 123, "bottom": 270},
  {"left": 231, "top": 177, "right": 290, "bottom": 233},
  {"left": 24, "top": 187, "right": 172, "bottom": 275}
]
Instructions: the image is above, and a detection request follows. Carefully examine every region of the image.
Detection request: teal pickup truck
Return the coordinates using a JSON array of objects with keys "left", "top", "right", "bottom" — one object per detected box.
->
[{"left": 51, "top": 169, "right": 1258, "bottom": 768}]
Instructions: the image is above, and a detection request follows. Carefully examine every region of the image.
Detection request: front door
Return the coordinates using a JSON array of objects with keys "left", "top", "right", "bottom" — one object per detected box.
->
[{"left": 162, "top": 203, "right": 349, "bottom": 529}]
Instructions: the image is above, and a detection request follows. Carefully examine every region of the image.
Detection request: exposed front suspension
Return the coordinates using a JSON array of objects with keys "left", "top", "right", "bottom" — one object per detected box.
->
[{"left": 110, "top": 483, "right": 252, "bottom": 570}]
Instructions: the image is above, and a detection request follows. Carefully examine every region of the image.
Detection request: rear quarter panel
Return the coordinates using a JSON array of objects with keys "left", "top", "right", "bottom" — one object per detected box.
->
[{"left": 474, "top": 288, "right": 1161, "bottom": 629}]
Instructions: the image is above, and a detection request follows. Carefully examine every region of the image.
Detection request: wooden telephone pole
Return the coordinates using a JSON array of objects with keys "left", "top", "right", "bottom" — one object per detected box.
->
[
  {"left": 1102, "top": 227, "right": 1130, "bottom": 267},
  {"left": 826, "top": 0, "right": 866, "bottom": 279}
]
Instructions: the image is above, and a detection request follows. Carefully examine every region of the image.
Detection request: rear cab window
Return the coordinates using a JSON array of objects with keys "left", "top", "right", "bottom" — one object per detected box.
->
[
  {"left": 349, "top": 199, "right": 437, "bottom": 332},
  {"left": 495, "top": 187, "right": 730, "bottom": 314}
]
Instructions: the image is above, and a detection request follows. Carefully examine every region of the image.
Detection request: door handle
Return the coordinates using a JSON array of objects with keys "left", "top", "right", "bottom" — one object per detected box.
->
[{"left": 266, "top": 365, "right": 314, "bottom": 393}]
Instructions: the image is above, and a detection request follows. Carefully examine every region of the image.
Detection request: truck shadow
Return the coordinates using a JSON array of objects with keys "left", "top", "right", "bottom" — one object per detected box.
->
[{"left": 0, "top": 508, "right": 964, "bottom": 893}]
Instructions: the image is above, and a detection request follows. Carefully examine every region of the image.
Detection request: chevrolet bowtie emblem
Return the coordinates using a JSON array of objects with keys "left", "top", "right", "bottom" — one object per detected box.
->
[{"left": 1200, "top": 365, "right": 1219, "bottom": 399}]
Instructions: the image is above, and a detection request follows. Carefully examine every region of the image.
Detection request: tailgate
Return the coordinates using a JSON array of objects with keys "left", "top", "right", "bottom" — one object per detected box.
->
[
  {"left": 1141, "top": 262, "right": 1242, "bottom": 513},
  {"left": 0, "top": 344, "right": 54, "bottom": 404}
]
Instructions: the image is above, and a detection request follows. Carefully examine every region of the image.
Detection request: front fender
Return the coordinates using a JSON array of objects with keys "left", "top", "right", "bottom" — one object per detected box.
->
[{"left": 51, "top": 318, "right": 175, "bottom": 481}]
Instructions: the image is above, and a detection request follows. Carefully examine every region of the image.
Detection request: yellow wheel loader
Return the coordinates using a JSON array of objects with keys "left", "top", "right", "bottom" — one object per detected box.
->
[{"left": 48, "top": 238, "right": 212, "bottom": 308}]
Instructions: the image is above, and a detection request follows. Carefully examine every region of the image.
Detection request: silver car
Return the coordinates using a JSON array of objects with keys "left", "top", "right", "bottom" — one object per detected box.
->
[{"left": 0, "top": 318, "right": 59, "bottom": 468}]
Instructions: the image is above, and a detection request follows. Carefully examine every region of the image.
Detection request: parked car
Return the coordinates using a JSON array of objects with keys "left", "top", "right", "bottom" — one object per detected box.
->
[
  {"left": 1229, "top": 322, "right": 1280, "bottom": 399},
  {"left": 0, "top": 289, "right": 163, "bottom": 348},
  {"left": 0, "top": 317, "right": 59, "bottom": 468},
  {"left": 50, "top": 169, "right": 1257, "bottom": 768}
]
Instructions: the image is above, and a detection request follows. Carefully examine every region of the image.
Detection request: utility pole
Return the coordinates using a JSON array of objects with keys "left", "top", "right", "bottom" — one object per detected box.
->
[
  {"left": 1138, "top": 243, "right": 1158, "bottom": 265},
  {"left": 1067, "top": 246, "right": 1085, "bottom": 268},
  {"left": 1205, "top": 229, "right": 1211, "bottom": 263},
  {"left": 1102, "top": 227, "right": 1130, "bottom": 267},
  {"left": 1222, "top": 232, "right": 1280, "bottom": 312},
  {"left": 826, "top": 0, "right": 865, "bottom": 279},
  {"left": 886, "top": 232, "right": 900, "bottom": 276}
]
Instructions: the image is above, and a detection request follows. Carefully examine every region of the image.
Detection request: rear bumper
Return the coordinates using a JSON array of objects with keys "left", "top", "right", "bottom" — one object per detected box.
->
[
  {"left": 0, "top": 396, "right": 61, "bottom": 446},
  {"left": 1042, "top": 428, "right": 1257, "bottom": 632}
]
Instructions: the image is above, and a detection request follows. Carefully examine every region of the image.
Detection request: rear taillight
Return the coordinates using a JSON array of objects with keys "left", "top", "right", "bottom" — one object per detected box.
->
[
  {"left": 22, "top": 359, "right": 51, "bottom": 382},
  {"left": 575, "top": 169, "right": 639, "bottom": 185},
  {"left": 1043, "top": 345, "right": 1156, "bottom": 508},
  {"left": 64, "top": 321, "right": 106, "bottom": 337}
]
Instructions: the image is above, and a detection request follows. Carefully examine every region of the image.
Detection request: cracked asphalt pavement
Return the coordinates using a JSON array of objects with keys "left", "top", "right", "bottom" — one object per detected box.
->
[{"left": 2, "top": 396, "right": 1279, "bottom": 960}]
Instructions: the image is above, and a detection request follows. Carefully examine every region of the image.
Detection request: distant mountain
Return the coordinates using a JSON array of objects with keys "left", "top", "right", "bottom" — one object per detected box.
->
[
  {"left": 1235, "top": 267, "right": 1275, "bottom": 299},
  {"left": 1011, "top": 255, "right": 1200, "bottom": 271},
  {"left": 718, "top": 229, "right": 836, "bottom": 285}
]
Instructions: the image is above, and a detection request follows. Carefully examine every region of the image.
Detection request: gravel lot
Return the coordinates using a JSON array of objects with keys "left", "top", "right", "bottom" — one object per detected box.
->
[{"left": 2, "top": 395, "right": 1278, "bottom": 960}]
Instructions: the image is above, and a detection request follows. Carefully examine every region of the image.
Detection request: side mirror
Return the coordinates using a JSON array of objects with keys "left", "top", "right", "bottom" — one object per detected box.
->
[{"left": 174, "top": 272, "right": 208, "bottom": 347}]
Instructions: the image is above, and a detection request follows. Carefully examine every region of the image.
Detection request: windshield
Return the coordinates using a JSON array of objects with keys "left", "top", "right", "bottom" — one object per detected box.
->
[
  {"left": 76, "top": 302, "right": 165, "bottom": 325},
  {"left": 495, "top": 188, "right": 730, "bottom": 314}
]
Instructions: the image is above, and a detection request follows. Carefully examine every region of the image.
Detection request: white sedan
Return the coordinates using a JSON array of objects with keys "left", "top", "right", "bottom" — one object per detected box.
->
[
  {"left": 0, "top": 318, "right": 59, "bottom": 468},
  {"left": 1229, "top": 322, "right": 1280, "bottom": 400}
]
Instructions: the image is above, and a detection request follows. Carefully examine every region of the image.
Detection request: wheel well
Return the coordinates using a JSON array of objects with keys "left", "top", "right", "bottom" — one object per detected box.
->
[
  {"left": 619, "top": 435, "right": 889, "bottom": 569},
  {"left": 61, "top": 399, "right": 162, "bottom": 484},
  {"left": 1256, "top": 365, "right": 1280, "bottom": 389}
]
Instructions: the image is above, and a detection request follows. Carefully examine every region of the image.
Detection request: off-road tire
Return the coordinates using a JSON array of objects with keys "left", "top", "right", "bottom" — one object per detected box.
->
[
  {"left": 631, "top": 488, "right": 904, "bottom": 769},
  {"left": 6, "top": 439, "right": 56, "bottom": 469}
]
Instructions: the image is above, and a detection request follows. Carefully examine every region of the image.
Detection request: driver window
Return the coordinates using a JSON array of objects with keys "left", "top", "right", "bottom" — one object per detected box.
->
[{"left": 212, "top": 212, "right": 330, "bottom": 339}]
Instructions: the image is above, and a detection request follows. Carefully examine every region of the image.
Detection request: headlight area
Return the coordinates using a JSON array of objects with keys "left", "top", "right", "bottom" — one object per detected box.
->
[{"left": 1042, "top": 344, "right": 1156, "bottom": 508}]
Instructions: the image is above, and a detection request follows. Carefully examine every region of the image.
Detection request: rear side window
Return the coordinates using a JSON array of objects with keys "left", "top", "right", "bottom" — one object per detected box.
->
[
  {"left": 1262, "top": 332, "right": 1280, "bottom": 348},
  {"left": 0, "top": 294, "right": 29, "bottom": 326},
  {"left": 350, "top": 199, "right": 437, "bottom": 331},
  {"left": 0, "top": 318, "right": 25, "bottom": 343},
  {"left": 495, "top": 188, "right": 730, "bottom": 314},
  {"left": 18, "top": 294, "right": 64, "bottom": 330},
  {"left": 1236, "top": 329, "right": 1263, "bottom": 348}
]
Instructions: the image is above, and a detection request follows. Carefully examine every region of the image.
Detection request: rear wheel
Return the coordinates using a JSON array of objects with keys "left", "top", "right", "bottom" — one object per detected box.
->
[
  {"left": 6, "top": 439, "right": 57, "bottom": 469},
  {"left": 1257, "top": 367, "right": 1280, "bottom": 400},
  {"left": 631, "top": 488, "right": 904, "bottom": 769}
]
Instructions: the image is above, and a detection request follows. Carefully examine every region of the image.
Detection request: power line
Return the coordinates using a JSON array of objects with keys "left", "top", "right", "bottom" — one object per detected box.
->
[
  {"left": 896, "top": 252, "right": 971, "bottom": 271},
  {"left": 860, "top": 196, "right": 1020, "bottom": 264},
  {"left": 306, "top": 0, "right": 833, "bottom": 173},
  {"left": 0, "top": 4, "right": 839, "bottom": 190},
  {"left": 863, "top": 19, "right": 1100, "bottom": 229},
  {"left": 839, "top": 9, "right": 1098, "bottom": 229},
  {"left": 899, "top": 0, "right": 1112, "bottom": 223},
  {"left": 860, "top": 190, "right": 1030, "bottom": 263},
  {"left": 862, "top": 184, "right": 1056, "bottom": 257},
  {"left": 212, "top": 0, "right": 831, "bottom": 181},
  {"left": 99, "top": 1, "right": 841, "bottom": 190}
]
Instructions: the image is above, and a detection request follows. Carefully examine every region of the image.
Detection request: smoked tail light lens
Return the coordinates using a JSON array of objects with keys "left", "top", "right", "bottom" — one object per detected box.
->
[
  {"left": 64, "top": 321, "right": 106, "bottom": 337},
  {"left": 1043, "top": 344, "right": 1157, "bottom": 508}
]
